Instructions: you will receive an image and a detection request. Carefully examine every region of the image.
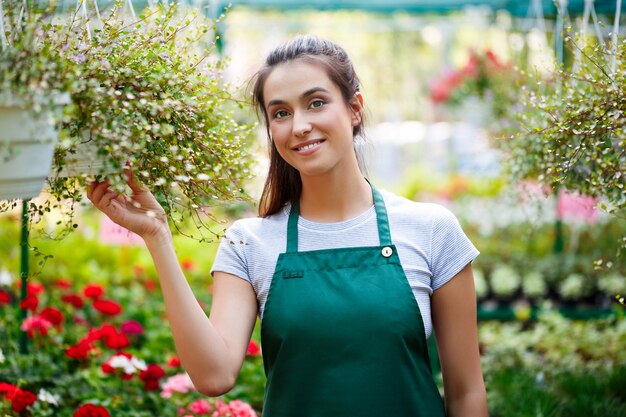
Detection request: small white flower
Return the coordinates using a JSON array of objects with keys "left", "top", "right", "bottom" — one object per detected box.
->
[
  {"left": 196, "top": 173, "right": 209, "bottom": 181},
  {"left": 38, "top": 388, "right": 60, "bottom": 406},
  {"left": 131, "top": 357, "right": 147, "bottom": 371},
  {"left": 0, "top": 349, "right": 5, "bottom": 363},
  {"left": 0, "top": 268, "right": 13, "bottom": 285}
]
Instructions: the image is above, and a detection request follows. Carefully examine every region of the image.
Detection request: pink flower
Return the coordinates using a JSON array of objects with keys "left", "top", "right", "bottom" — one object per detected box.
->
[
  {"left": 160, "top": 373, "right": 196, "bottom": 398},
  {"left": 120, "top": 320, "right": 144, "bottom": 336},
  {"left": 557, "top": 191, "right": 598, "bottom": 223},
  {"left": 212, "top": 400, "right": 257, "bottom": 417},
  {"left": 189, "top": 399, "right": 212, "bottom": 415},
  {"left": 21, "top": 315, "right": 53, "bottom": 337}
]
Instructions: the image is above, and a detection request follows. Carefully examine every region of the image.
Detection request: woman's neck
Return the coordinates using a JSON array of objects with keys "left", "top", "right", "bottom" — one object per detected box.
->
[{"left": 298, "top": 169, "right": 373, "bottom": 223}]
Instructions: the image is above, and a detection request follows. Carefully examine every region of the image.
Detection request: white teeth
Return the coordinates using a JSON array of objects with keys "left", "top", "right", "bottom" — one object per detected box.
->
[{"left": 297, "top": 141, "right": 322, "bottom": 151}]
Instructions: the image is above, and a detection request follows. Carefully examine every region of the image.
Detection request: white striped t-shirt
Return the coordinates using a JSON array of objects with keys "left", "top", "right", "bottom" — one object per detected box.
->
[{"left": 210, "top": 190, "right": 479, "bottom": 338}]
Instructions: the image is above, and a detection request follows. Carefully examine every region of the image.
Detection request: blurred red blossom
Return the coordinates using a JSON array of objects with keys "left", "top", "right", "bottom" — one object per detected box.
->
[
  {"left": 180, "top": 258, "right": 196, "bottom": 271},
  {"left": 21, "top": 315, "right": 53, "bottom": 338},
  {"left": 26, "top": 282, "right": 44, "bottom": 296},
  {"left": 167, "top": 354, "right": 181, "bottom": 368},
  {"left": 40, "top": 306, "right": 64, "bottom": 327},
  {"left": 246, "top": 340, "right": 261, "bottom": 357},
  {"left": 53, "top": 278, "right": 72, "bottom": 289},
  {"left": 73, "top": 403, "right": 111, "bottom": 417},
  {"left": 83, "top": 284, "right": 105, "bottom": 300},
  {"left": 0, "top": 289, "right": 10, "bottom": 304},
  {"left": 66, "top": 339, "right": 95, "bottom": 361},
  {"left": 93, "top": 299, "right": 122, "bottom": 316},
  {"left": 62, "top": 294, "right": 84, "bottom": 309},
  {"left": 19, "top": 294, "right": 39, "bottom": 311},
  {"left": 139, "top": 364, "right": 166, "bottom": 390}
]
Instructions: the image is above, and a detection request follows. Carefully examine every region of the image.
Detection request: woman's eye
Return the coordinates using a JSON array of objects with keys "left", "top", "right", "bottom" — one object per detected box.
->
[
  {"left": 273, "top": 110, "right": 289, "bottom": 119},
  {"left": 310, "top": 99, "right": 324, "bottom": 109}
]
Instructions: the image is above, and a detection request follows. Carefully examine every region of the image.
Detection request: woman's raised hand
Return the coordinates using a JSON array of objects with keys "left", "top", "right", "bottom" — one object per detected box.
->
[{"left": 87, "top": 168, "right": 170, "bottom": 244}]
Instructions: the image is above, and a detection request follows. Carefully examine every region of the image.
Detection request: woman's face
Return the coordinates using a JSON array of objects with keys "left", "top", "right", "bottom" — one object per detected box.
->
[{"left": 263, "top": 60, "right": 362, "bottom": 179}]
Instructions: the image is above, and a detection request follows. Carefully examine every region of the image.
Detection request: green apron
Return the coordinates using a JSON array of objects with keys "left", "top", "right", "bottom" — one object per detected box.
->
[{"left": 260, "top": 184, "right": 446, "bottom": 417}]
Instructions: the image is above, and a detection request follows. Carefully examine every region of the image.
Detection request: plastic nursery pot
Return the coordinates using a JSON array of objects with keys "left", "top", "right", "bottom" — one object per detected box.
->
[
  {"left": 0, "top": 94, "right": 70, "bottom": 200},
  {"left": 54, "top": 133, "right": 117, "bottom": 178}
]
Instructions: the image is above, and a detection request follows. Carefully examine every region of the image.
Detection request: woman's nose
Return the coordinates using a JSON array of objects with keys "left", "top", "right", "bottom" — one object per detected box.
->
[{"left": 292, "top": 111, "right": 312, "bottom": 137}]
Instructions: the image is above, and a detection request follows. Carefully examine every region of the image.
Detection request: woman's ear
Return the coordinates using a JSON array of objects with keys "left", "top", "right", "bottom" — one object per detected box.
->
[{"left": 350, "top": 92, "right": 364, "bottom": 126}]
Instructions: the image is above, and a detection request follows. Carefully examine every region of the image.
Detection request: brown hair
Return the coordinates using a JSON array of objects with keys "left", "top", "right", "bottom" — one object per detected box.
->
[{"left": 250, "top": 34, "right": 367, "bottom": 217}]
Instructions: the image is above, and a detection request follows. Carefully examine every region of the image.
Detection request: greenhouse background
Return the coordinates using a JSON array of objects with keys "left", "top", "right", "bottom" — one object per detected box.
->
[{"left": 0, "top": 0, "right": 624, "bottom": 416}]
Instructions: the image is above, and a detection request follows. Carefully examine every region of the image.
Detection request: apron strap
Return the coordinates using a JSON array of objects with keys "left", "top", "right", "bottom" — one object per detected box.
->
[
  {"left": 371, "top": 184, "right": 392, "bottom": 246},
  {"left": 286, "top": 199, "right": 300, "bottom": 253},
  {"left": 285, "top": 180, "right": 392, "bottom": 253}
]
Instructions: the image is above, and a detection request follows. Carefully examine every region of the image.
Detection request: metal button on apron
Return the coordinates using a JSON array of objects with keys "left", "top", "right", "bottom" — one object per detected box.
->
[{"left": 381, "top": 246, "right": 393, "bottom": 258}]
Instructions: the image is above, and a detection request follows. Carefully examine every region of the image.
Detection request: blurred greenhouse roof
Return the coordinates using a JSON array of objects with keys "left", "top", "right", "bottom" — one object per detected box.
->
[
  {"left": 60, "top": 0, "right": 621, "bottom": 18},
  {"left": 214, "top": 0, "right": 620, "bottom": 17}
]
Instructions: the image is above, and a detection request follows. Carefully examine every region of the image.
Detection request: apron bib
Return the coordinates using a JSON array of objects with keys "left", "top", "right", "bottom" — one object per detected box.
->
[{"left": 260, "top": 184, "right": 446, "bottom": 417}]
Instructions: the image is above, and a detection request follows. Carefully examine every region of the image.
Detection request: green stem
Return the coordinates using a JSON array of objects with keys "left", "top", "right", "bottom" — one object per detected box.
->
[{"left": 18, "top": 199, "right": 29, "bottom": 354}]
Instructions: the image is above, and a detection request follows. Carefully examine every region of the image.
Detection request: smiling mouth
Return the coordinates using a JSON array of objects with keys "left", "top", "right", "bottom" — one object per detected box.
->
[{"left": 294, "top": 140, "right": 325, "bottom": 151}]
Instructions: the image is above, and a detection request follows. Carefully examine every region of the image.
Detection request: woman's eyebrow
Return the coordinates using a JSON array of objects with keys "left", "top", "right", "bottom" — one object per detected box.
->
[{"left": 267, "top": 87, "right": 330, "bottom": 107}]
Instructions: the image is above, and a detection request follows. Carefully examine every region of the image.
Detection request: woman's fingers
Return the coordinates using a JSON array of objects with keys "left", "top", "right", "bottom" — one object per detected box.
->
[
  {"left": 88, "top": 180, "right": 111, "bottom": 205},
  {"left": 124, "top": 166, "right": 146, "bottom": 194},
  {"left": 99, "top": 189, "right": 120, "bottom": 209}
]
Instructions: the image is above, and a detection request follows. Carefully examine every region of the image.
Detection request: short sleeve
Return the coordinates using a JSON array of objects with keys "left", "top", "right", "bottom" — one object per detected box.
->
[
  {"left": 210, "top": 221, "right": 251, "bottom": 283},
  {"left": 429, "top": 206, "right": 479, "bottom": 291}
]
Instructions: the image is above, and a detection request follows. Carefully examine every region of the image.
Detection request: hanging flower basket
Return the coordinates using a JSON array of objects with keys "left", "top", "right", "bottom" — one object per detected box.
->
[{"left": 0, "top": 95, "right": 68, "bottom": 200}]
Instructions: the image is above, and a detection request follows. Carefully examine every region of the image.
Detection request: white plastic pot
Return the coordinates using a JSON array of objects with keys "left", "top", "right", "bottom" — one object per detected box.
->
[
  {"left": 0, "top": 96, "right": 67, "bottom": 200},
  {"left": 55, "top": 137, "right": 114, "bottom": 178}
]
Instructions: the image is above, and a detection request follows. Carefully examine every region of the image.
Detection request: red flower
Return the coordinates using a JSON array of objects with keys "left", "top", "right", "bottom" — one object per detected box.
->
[
  {"left": 26, "top": 282, "right": 44, "bottom": 296},
  {"left": 139, "top": 364, "right": 166, "bottom": 390},
  {"left": 167, "top": 354, "right": 181, "bottom": 368},
  {"left": 66, "top": 340, "right": 94, "bottom": 361},
  {"left": 0, "top": 382, "right": 17, "bottom": 394},
  {"left": 143, "top": 279, "right": 157, "bottom": 292},
  {"left": 6, "top": 387, "right": 37, "bottom": 413},
  {"left": 73, "top": 404, "right": 111, "bottom": 417},
  {"left": 40, "top": 306, "right": 64, "bottom": 327},
  {"left": 0, "top": 289, "right": 10, "bottom": 304},
  {"left": 83, "top": 284, "right": 105, "bottom": 300},
  {"left": 86, "top": 324, "right": 117, "bottom": 342},
  {"left": 62, "top": 294, "right": 84, "bottom": 309},
  {"left": 180, "top": 258, "right": 196, "bottom": 271},
  {"left": 103, "top": 332, "right": 130, "bottom": 350},
  {"left": 246, "top": 340, "right": 261, "bottom": 357},
  {"left": 53, "top": 278, "right": 72, "bottom": 289},
  {"left": 19, "top": 294, "right": 38, "bottom": 311},
  {"left": 21, "top": 315, "right": 53, "bottom": 338},
  {"left": 92, "top": 299, "right": 122, "bottom": 316}
]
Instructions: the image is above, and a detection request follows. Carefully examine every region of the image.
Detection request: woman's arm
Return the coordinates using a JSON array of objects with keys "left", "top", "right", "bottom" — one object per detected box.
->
[
  {"left": 431, "top": 263, "right": 488, "bottom": 417},
  {"left": 87, "top": 172, "right": 258, "bottom": 396}
]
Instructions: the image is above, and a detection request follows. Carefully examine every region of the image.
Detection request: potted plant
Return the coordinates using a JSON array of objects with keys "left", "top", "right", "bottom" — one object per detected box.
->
[
  {"left": 2, "top": 1, "right": 254, "bottom": 239},
  {"left": 50, "top": 1, "right": 254, "bottom": 237},
  {"left": 0, "top": 1, "right": 74, "bottom": 201},
  {"left": 500, "top": 38, "right": 626, "bottom": 223}
]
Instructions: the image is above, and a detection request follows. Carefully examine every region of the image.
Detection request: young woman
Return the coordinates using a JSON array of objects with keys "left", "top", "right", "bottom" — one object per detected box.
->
[{"left": 87, "top": 35, "right": 487, "bottom": 417}]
